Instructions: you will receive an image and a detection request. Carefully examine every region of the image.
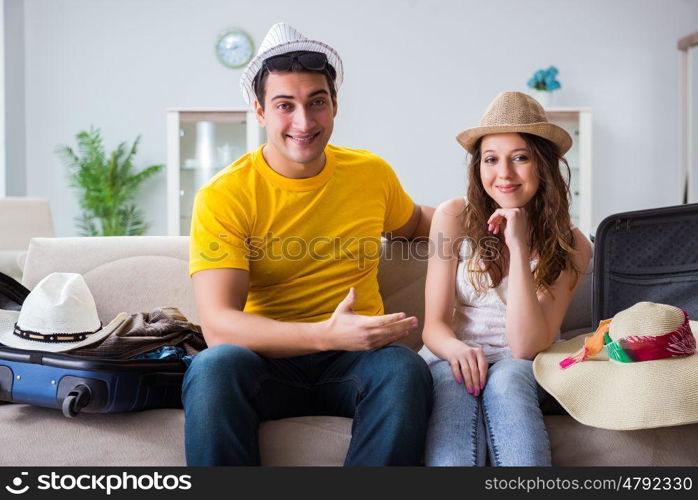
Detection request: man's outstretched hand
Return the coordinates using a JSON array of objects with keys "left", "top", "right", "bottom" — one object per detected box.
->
[{"left": 318, "top": 287, "right": 418, "bottom": 351}]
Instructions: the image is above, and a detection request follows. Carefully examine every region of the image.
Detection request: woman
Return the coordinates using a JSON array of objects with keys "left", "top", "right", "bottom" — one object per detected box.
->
[{"left": 420, "top": 91, "right": 593, "bottom": 466}]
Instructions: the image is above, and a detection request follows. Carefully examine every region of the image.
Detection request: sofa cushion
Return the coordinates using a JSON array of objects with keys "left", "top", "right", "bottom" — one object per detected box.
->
[
  {"left": 22, "top": 237, "right": 195, "bottom": 324},
  {"left": 378, "top": 240, "right": 429, "bottom": 350},
  {"left": 0, "top": 404, "right": 185, "bottom": 466},
  {"left": 83, "top": 255, "right": 196, "bottom": 325},
  {"left": 259, "top": 417, "right": 351, "bottom": 466},
  {"left": 546, "top": 415, "right": 698, "bottom": 466}
]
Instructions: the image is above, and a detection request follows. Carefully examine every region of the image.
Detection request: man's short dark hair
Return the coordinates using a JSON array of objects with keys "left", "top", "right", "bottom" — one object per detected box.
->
[{"left": 253, "top": 51, "right": 337, "bottom": 109}]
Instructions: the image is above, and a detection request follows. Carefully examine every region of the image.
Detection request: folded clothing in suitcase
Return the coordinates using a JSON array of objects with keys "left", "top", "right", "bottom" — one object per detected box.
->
[
  {"left": 0, "top": 347, "right": 186, "bottom": 417},
  {"left": 593, "top": 202, "right": 698, "bottom": 325}
]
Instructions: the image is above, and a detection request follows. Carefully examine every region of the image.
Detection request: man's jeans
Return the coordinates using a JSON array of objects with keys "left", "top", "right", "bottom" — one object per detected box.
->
[
  {"left": 182, "top": 342, "right": 433, "bottom": 466},
  {"left": 424, "top": 358, "right": 551, "bottom": 466}
]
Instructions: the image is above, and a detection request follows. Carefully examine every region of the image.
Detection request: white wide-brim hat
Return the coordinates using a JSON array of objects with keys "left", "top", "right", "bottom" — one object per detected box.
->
[
  {"left": 0, "top": 272, "right": 128, "bottom": 353},
  {"left": 533, "top": 302, "right": 698, "bottom": 430},
  {"left": 240, "top": 22, "right": 344, "bottom": 107}
]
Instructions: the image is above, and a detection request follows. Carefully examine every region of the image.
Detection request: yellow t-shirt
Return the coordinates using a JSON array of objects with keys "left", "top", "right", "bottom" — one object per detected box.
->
[{"left": 189, "top": 144, "right": 414, "bottom": 323}]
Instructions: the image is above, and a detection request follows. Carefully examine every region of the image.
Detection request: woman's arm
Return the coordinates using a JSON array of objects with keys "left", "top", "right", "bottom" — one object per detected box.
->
[
  {"left": 501, "top": 220, "right": 593, "bottom": 359},
  {"left": 422, "top": 198, "right": 488, "bottom": 393}
]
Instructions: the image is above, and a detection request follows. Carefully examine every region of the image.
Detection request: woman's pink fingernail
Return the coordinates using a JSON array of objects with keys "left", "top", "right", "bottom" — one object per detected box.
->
[
  {"left": 456, "top": 377, "right": 462, "bottom": 384},
  {"left": 467, "top": 386, "right": 473, "bottom": 394},
  {"left": 480, "top": 382, "right": 485, "bottom": 390}
]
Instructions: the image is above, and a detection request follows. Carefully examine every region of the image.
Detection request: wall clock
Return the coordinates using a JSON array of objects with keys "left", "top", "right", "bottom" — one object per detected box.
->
[{"left": 215, "top": 28, "right": 254, "bottom": 69}]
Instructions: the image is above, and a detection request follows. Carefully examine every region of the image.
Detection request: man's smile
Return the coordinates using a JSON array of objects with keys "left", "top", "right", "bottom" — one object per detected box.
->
[{"left": 286, "top": 132, "right": 320, "bottom": 145}]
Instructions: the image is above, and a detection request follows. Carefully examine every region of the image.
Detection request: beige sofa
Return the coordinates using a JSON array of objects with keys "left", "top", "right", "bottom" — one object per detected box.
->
[{"left": 1, "top": 236, "right": 696, "bottom": 466}]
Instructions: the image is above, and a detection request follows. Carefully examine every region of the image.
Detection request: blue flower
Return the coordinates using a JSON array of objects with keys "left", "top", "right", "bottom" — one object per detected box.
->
[{"left": 527, "top": 66, "right": 561, "bottom": 92}]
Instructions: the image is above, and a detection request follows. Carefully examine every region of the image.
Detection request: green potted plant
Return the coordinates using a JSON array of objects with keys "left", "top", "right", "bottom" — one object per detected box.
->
[{"left": 56, "top": 127, "right": 164, "bottom": 236}]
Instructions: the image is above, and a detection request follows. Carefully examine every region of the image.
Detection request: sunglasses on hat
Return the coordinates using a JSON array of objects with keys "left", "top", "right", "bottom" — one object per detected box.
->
[{"left": 263, "top": 51, "right": 329, "bottom": 73}]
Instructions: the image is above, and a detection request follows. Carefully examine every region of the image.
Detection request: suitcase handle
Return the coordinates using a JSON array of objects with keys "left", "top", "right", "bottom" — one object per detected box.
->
[{"left": 62, "top": 384, "right": 91, "bottom": 418}]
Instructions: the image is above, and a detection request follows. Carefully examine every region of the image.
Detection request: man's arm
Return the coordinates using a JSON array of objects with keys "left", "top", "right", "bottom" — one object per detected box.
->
[
  {"left": 192, "top": 268, "right": 418, "bottom": 358},
  {"left": 384, "top": 203, "right": 435, "bottom": 240}
]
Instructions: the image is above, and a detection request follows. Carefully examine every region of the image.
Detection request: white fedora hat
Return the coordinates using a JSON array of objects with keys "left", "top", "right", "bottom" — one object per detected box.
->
[
  {"left": 239, "top": 22, "right": 344, "bottom": 107},
  {"left": 533, "top": 302, "right": 698, "bottom": 430},
  {"left": 0, "top": 272, "right": 128, "bottom": 353}
]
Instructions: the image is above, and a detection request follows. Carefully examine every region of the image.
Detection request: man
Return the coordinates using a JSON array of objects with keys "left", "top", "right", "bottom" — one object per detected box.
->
[{"left": 183, "top": 23, "right": 435, "bottom": 466}]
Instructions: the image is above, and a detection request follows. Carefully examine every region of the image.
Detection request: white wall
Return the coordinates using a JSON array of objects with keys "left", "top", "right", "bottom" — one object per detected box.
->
[
  {"left": 4, "top": 0, "right": 25, "bottom": 197},
  {"left": 19, "top": 0, "right": 698, "bottom": 236},
  {"left": 0, "top": 0, "right": 5, "bottom": 196}
]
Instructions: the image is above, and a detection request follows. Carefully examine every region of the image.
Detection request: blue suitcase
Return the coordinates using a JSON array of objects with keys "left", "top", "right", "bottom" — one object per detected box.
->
[{"left": 0, "top": 346, "right": 186, "bottom": 417}]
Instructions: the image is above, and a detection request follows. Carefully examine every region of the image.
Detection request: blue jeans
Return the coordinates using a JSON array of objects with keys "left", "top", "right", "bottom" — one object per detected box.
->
[
  {"left": 182, "top": 342, "right": 433, "bottom": 466},
  {"left": 424, "top": 357, "right": 551, "bottom": 466}
]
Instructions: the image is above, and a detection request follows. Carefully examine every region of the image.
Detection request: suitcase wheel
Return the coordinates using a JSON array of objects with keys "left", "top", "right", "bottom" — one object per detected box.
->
[{"left": 62, "top": 384, "right": 91, "bottom": 418}]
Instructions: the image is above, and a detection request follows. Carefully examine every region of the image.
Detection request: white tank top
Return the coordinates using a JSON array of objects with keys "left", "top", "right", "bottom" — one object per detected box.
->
[{"left": 419, "top": 218, "right": 573, "bottom": 365}]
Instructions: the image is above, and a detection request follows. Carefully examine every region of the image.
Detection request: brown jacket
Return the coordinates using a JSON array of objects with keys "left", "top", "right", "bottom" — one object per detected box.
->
[{"left": 67, "top": 306, "right": 206, "bottom": 359}]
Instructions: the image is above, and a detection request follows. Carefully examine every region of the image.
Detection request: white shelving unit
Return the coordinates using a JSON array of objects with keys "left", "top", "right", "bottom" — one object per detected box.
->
[
  {"left": 545, "top": 107, "right": 592, "bottom": 237},
  {"left": 166, "top": 108, "right": 265, "bottom": 236}
]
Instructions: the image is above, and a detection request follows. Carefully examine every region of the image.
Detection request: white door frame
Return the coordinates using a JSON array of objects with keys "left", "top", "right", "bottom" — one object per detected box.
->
[
  {"left": 0, "top": 0, "right": 6, "bottom": 197},
  {"left": 680, "top": 32, "right": 698, "bottom": 203}
]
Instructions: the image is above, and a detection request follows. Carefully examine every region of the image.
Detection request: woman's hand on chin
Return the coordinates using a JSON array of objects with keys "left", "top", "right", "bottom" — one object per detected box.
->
[{"left": 487, "top": 207, "right": 530, "bottom": 251}]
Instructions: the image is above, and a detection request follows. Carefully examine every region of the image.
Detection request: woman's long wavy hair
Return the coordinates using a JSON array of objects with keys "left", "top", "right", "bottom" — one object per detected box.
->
[{"left": 461, "top": 132, "right": 580, "bottom": 297}]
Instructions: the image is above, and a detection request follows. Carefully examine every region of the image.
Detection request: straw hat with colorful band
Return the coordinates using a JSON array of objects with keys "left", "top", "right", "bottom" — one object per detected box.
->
[
  {"left": 0, "top": 272, "right": 128, "bottom": 353},
  {"left": 239, "top": 22, "right": 344, "bottom": 107},
  {"left": 533, "top": 302, "right": 698, "bottom": 430},
  {"left": 456, "top": 91, "right": 573, "bottom": 155},
  {"left": 561, "top": 307, "right": 696, "bottom": 367}
]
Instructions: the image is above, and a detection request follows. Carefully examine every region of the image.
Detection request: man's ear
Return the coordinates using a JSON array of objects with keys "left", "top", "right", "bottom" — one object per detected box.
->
[
  {"left": 253, "top": 99, "right": 266, "bottom": 126},
  {"left": 332, "top": 93, "right": 338, "bottom": 118}
]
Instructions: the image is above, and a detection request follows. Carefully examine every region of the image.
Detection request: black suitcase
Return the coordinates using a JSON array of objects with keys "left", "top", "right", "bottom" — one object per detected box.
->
[
  {"left": 592, "top": 202, "right": 698, "bottom": 325},
  {"left": 0, "top": 272, "right": 29, "bottom": 311},
  {"left": 0, "top": 346, "right": 186, "bottom": 418}
]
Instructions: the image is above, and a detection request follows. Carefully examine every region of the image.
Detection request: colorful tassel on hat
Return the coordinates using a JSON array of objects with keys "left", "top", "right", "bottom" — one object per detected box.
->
[{"left": 560, "top": 319, "right": 612, "bottom": 369}]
